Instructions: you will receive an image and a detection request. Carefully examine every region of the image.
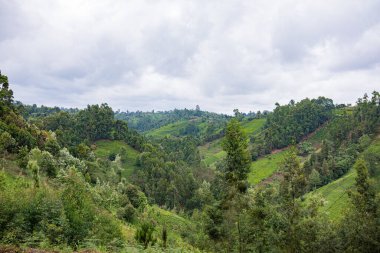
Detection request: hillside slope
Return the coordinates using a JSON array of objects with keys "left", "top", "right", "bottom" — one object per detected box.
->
[
  {"left": 308, "top": 130, "right": 380, "bottom": 220},
  {"left": 94, "top": 140, "right": 140, "bottom": 179},
  {"left": 199, "top": 118, "right": 266, "bottom": 168}
]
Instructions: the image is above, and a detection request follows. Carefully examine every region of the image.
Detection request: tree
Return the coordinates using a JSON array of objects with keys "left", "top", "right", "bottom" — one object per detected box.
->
[
  {"left": 0, "top": 131, "right": 16, "bottom": 154},
  {"left": 162, "top": 225, "right": 168, "bottom": 248},
  {"left": 217, "top": 118, "right": 251, "bottom": 252},
  {"left": 135, "top": 221, "right": 156, "bottom": 249},
  {"left": 0, "top": 73, "right": 14, "bottom": 116},
  {"left": 40, "top": 151, "right": 58, "bottom": 177},
  {"left": 341, "top": 159, "right": 380, "bottom": 252},
  {"left": 27, "top": 160, "right": 40, "bottom": 188},
  {"left": 221, "top": 118, "right": 251, "bottom": 189},
  {"left": 278, "top": 147, "right": 307, "bottom": 253},
  {"left": 233, "top": 109, "right": 243, "bottom": 121},
  {"left": 61, "top": 168, "right": 95, "bottom": 248},
  {"left": 309, "top": 169, "right": 321, "bottom": 190},
  {"left": 44, "top": 137, "right": 61, "bottom": 156}
]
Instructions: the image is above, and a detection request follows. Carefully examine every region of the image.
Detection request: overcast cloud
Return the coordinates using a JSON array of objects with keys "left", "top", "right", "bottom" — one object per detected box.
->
[{"left": 1, "top": 0, "right": 379, "bottom": 113}]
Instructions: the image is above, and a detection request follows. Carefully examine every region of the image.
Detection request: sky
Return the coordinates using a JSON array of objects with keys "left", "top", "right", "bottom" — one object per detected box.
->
[{"left": 1, "top": 0, "right": 380, "bottom": 114}]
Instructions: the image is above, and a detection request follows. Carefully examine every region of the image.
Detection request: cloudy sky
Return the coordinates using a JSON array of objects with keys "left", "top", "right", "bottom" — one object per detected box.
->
[{"left": 1, "top": 0, "right": 379, "bottom": 113}]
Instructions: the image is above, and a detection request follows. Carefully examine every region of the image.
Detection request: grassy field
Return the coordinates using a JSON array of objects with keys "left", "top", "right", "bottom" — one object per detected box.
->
[
  {"left": 241, "top": 118, "right": 266, "bottom": 137},
  {"left": 198, "top": 139, "right": 225, "bottom": 168},
  {"left": 94, "top": 140, "right": 140, "bottom": 179},
  {"left": 145, "top": 120, "right": 189, "bottom": 138},
  {"left": 248, "top": 150, "right": 288, "bottom": 184},
  {"left": 333, "top": 106, "right": 354, "bottom": 116},
  {"left": 309, "top": 169, "right": 356, "bottom": 221},
  {"left": 120, "top": 204, "right": 197, "bottom": 251}
]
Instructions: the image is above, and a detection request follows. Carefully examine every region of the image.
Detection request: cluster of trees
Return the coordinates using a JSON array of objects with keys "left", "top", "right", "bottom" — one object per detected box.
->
[
  {"left": 0, "top": 156, "right": 152, "bottom": 251},
  {"left": 16, "top": 103, "right": 79, "bottom": 119},
  {"left": 25, "top": 104, "right": 147, "bottom": 155},
  {"left": 2, "top": 71, "right": 380, "bottom": 252},
  {"left": 251, "top": 97, "right": 334, "bottom": 159},
  {"left": 0, "top": 72, "right": 199, "bottom": 251},
  {"left": 131, "top": 137, "right": 212, "bottom": 210},
  {"left": 0, "top": 75, "right": 47, "bottom": 154},
  {"left": 191, "top": 117, "right": 380, "bottom": 252},
  {"left": 304, "top": 92, "right": 380, "bottom": 188},
  {"left": 115, "top": 106, "right": 229, "bottom": 133}
]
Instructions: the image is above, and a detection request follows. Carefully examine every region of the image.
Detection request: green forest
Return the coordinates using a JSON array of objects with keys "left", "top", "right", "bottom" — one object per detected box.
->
[{"left": 1, "top": 72, "right": 380, "bottom": 252}]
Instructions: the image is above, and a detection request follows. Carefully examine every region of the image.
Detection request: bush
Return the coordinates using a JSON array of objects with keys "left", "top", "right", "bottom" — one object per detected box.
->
[
  {"left": 108, "top": 152, "right": 116, "bottom": 161},
  {"left": 135, "top": 221, "right": 156, "bottom": 249},
  {"left": 117, "top": 203, "right": 136, "bottom": 222}
]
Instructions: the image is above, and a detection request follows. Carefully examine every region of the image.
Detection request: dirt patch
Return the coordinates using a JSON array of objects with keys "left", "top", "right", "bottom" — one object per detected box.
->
[{"left": 257, "top": 172, "right": 283, "bottom": 187}]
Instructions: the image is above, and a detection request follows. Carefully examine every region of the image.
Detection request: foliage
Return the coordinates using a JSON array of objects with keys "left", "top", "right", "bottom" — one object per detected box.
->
[
  {"left": 135, "top": 221, "right": 157, "bottom": 249},
  {"left": 251, "top": 97, "right": 334, "bottom": 157},
  {"left": 339, "top": 159, "right": 380, "bottom": 252},
  {"left": 222, "top": 118, "right": 251, "bottom": 188},
  {"left": 248, "top": 150, "right": 288, "bottom": 184}
]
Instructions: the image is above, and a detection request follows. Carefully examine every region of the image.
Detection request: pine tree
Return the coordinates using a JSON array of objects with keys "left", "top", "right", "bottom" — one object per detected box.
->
[
  {"left": 221, "top": 118, "right": 251, "bottom": 190},
  {"left": 342, "top": 159, "right": 379, "bottom": 252},
  {"left": 279, "top": 147, "right": 307, "bottom": 253}
]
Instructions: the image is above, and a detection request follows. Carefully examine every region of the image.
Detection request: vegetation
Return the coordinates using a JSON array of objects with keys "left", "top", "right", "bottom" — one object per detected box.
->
[
  {"left": 248, "top": 150, "right": 288, "bottom": 184},
  {"left": 1, "top": 71, "right": 380, "bottom": 252},
  {"left": 94, "top": 140, "right": 139, "bottom": 179}
]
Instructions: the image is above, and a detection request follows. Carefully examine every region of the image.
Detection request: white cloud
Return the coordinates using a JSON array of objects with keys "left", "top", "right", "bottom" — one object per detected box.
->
[{"left": 1, "top": 0, "right": 379, "bottom": 113}]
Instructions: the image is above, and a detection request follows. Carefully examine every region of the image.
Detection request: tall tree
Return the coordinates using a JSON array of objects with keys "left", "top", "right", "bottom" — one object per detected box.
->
[
  {"left": 221, "top": 118, "right": 251, "bottom": 190},
  {"left": 220, "top": 118, "right": 251, "bottom": 252},
  {"left": 342, "top": 159, "right": 380, "bottom": 252},
  {"left": 0, "top": 72, "right": 14, "bottom": 116},
  {"left": 279, "top": 147, "right": 307, "bottom": 253}
]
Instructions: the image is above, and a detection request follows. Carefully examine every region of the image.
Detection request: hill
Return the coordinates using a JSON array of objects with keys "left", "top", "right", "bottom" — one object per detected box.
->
[
  {"left": 94, "top": 140, "right": 140, "bottom": 179},
  {"left": 308, "top": 129, "right": 380, "bottom": 220},
  {"left": 199, "top": 118, "right": 266, "bottom": 168}
]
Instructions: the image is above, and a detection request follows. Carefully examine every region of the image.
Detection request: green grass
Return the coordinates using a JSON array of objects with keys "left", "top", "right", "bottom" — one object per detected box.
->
[
  {"left": 145, "top": 117, "right": 227, "bottom": 139},
  {"left": 248, "top": 150, "right": 288, "bottom": 185},
  {"left": 241, "top": 118, "right": 266, "bottom": 137},
  {"left": 333, "top": 107, "right": 354, "bottom": 116},
  {"left": 143, "top": 205, "right": 200, "bottom": 250},
  {"left": 309, "top": 169, "right": 356, "bottom": 221},
  {"left": 94, "top": 140, "right": 140, "bottom": 179},
  {"left": 198, "top": 139, "right": 226, "bottom": 168},
  {"left": 146, "top": 120, "right": 189, "bottom": 138}
]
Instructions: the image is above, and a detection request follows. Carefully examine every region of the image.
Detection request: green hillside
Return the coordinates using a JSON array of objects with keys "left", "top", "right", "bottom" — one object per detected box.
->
[
  {"left": 199, "top": 139, "right": 226, "bottom": 167},
  {"left": 309, "top": 169, "right": 356, "bottom": 221},
  {"left": 199, "top": 118, "right": 266, "bottom": 168},
  {"left": 241, "top": 118, "right": 266, "bottom": 137},
  {"left": 248, "top": 150, "right": 288, "bottom": 184},
  {"left": 145, "top": 120, "right": 189, "bottom": 138},
  {"left": 308, "top": 132, "right": 380, "bottom": 220},
  {"left": 145, "top": 116, "right": 227, "bottom": 141},
  {"left": 94, "top": 140, "right": 140, "bottom": 179}
]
